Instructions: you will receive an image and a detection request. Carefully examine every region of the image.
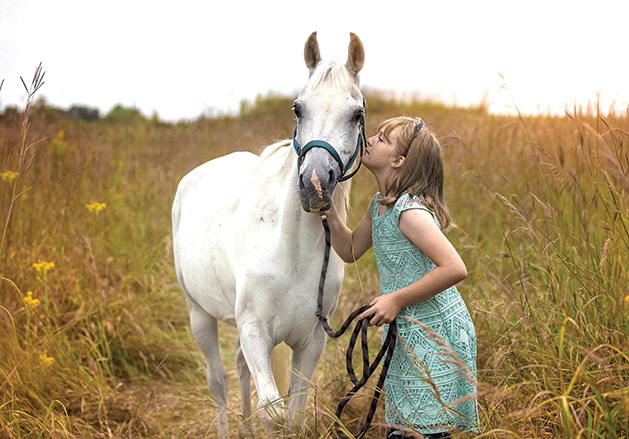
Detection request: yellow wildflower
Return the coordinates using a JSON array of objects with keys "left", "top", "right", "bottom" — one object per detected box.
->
[
  {"left": 32, "top": 261, "right": 55, "bottom": 276},
  {"left": 85, "top": 201, "right": 107, "bottom": 214},
  {"left": 39, "top": 354, "right": 55, "bottom": 366},
  {"left": 24, "top": 291, "right": 41, "bottom": 309},
  {"left": 0, "top": 170, "right": 19, "bottom": 183},
  {"left": 625, "top": 295, "right": 629, "bottom": 303},
  {"left": 48, "top": 129, "right": 73, "bottom": 157}
]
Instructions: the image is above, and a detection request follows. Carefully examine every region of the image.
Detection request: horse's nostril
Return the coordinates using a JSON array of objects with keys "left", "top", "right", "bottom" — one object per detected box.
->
[{"left": 298, "top": 173, "right": 306, "bottom": 191}]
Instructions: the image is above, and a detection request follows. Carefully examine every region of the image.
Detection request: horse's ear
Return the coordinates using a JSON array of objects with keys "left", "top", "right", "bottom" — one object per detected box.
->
[
  {"left": 346, "top": 32, "right": 365, "bottom": 75},
  {"left": 304, "top": 32, "right": 321, "bottom": 73}
]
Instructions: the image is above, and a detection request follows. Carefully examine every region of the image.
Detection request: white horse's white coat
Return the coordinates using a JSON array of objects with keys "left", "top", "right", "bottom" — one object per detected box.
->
[{"left": 173, "top": 32, "right": 365, "bottom": 438}]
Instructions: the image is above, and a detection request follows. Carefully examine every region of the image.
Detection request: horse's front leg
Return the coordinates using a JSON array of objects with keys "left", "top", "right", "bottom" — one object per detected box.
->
[
  {"left": 287, "top": 326, "right": 327, "bottom": 430},
  {"left": 235, "top": 337, "right": 256, "bottom": 438},
  {"left": 237, "top": 319, "right": 285, "bottom": 435}
]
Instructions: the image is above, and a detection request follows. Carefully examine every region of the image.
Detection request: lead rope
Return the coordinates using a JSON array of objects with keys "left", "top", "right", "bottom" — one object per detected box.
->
[{"left": 315, "top": 214, "right": 398, "bottom": 439}]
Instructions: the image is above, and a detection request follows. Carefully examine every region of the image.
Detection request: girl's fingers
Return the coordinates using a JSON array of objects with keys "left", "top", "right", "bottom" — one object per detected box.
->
[
  {"left": 370, "top": 312, "right": 386, "bottom": 327},
  {"left": 358, "top": 301, "right": 394, "bottom": 326},
  {"left": 358, "top": 308, "right": 373, "bottom": 321}
]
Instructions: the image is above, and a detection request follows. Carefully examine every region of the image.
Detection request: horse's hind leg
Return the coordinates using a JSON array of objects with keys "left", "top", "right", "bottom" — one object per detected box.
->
[
  {"left": 236, "top": 337, "right": 255, "bottom": 438},
  {"left": 188, "top": 298, "right": 230, "bottom": 439}
]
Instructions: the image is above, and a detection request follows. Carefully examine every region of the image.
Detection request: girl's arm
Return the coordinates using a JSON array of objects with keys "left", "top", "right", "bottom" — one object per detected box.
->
[
  {"left": 359, "top": 208, "right": 467, "bottom": 326},
  {"left": 325, "top": 205, "right": 373, "bottom": 263}
]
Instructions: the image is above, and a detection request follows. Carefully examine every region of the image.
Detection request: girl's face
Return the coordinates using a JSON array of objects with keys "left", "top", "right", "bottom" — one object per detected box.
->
[{"left": 363, "top": 128, "right": 403, "bottom": 173}]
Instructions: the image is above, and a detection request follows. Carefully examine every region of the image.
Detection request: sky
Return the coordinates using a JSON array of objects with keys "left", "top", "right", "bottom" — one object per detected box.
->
[{"left": 1, "top": 0, "right": 628, "bottom": 122}]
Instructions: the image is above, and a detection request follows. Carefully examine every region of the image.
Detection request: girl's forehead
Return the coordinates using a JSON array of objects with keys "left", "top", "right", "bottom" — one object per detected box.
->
[{"left": 379, "top": 125, "right": 404, "bottom": 142}]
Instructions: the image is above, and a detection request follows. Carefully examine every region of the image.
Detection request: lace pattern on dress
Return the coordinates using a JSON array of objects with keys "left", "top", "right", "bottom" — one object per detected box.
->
[{"left": 369, "top": 192, "right": 479, "bottom": 434}]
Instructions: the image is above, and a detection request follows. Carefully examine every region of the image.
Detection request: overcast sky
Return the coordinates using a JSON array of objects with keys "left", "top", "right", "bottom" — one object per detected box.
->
[{"left": 1, "top": 0, "right": 628, "bottom": 121}]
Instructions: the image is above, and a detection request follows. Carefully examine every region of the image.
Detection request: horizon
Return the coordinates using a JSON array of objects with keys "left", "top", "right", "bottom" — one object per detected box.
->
[{"left": 2, "top": 85, "right": 624, "bottom": 124}]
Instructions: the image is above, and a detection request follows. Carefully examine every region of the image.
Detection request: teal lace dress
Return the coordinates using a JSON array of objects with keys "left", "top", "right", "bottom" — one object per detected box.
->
[{"left": 370, "top": 193, "right": 479, "bottom": 434}]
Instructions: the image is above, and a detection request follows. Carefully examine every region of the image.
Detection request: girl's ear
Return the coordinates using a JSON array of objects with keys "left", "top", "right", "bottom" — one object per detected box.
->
[{"left": 391, "top": 155, "right": 405, "bottom": 169}]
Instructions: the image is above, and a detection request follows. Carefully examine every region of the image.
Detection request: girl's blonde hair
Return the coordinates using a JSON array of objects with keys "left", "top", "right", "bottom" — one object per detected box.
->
[{"left": 377, "top": 116, "right": 452, "bottom": 229}]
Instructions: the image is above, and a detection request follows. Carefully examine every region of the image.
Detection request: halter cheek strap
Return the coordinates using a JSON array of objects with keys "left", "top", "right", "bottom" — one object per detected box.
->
[{"left": 292, "top": 98, "right": 366, "bottom": 182}]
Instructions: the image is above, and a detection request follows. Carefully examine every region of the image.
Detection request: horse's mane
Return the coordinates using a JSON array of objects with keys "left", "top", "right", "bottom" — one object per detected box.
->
[
  {"left": 258, "top": 140, "right": 291, "bottom": 162},
  {"left": 251, "top": 140, "right": 290, "bottom": 178},
  {"left": 301, "top": 60, "right": 359, "bottom": 95}
]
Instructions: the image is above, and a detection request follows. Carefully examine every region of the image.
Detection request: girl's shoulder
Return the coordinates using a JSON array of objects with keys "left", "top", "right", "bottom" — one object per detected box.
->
[
  {"left": 394, "top": 193, "right": 441, "bottom": 228},
  {"left": 368, "top": 192, "right": 382, "bottom": 218}
]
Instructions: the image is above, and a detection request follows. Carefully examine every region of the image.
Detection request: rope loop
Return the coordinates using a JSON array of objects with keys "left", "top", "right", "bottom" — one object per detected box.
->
[{"left": 316, "top": 217, "right": 397, "bottom": 439}]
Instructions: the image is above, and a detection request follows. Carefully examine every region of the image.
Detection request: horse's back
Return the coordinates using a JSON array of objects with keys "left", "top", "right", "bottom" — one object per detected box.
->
[
  {"left": 173, "top": 150, "right": 259, "bottom": 243},
  {"left": 173, "top": 141, "right": 290, "bottom": 217}
]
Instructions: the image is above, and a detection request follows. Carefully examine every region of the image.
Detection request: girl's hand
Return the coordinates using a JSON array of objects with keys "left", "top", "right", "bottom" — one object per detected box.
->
[{"left": 357, "top": 294, "right": 401, "bottom": 327}]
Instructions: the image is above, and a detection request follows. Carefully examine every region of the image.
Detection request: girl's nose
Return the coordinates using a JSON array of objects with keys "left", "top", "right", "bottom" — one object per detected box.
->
[{"left": 367, "top": 135, "right": 375, "bottom": 147}]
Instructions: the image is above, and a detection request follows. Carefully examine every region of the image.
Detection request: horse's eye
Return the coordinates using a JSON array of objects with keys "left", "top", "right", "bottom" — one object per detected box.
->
[
  {"left": 292, "top": 104, "right": 302, "bottom": 119},
  {"left": 354, "top": 111, "right": 364, "bottom": 123}
]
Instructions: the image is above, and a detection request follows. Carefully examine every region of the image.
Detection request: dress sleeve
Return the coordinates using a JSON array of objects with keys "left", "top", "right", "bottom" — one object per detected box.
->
[
  {"left": 394, "top": 193, "right": 441, "bottom": 229},
  {"left": 368, "top": 193, "right": 380, "bottom": 219}
]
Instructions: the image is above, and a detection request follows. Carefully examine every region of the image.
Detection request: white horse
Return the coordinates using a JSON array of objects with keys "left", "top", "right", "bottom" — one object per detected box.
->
[{"left": 172, "top": 32, "right": 365, "bottom": 437}]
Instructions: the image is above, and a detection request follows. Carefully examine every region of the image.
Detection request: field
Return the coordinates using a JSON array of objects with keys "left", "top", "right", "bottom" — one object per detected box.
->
[{"left": 1, "top": 70, "right": 628, "bottom": 438}]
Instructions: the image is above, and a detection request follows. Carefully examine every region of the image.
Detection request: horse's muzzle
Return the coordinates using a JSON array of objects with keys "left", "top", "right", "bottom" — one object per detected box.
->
[{"left": 298, "top": 150, "right": 340, "bottom": 212}]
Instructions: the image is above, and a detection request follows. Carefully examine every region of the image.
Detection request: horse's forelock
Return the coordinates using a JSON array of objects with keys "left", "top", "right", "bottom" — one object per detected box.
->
[{"left": 302, "top": 60, "right": 359, "bottom": 95}]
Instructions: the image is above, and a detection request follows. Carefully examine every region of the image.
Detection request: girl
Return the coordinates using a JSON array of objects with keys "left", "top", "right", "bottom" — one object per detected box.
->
[{"left": 325, "top": 117, "right": 479, "bottom": 438}]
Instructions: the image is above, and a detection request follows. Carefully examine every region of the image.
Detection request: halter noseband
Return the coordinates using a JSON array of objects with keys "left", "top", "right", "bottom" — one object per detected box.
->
[{"left": 292, "top": 98, "right": 366, "bottom": 182}]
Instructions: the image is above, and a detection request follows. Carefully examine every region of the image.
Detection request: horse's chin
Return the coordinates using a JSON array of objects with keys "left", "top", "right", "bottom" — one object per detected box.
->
[{"left": 300, "top": 196, "right": 332, "bottom": 213}]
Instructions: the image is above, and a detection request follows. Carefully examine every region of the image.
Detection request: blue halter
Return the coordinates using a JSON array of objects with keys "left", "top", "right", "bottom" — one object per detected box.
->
[{"left": 292, "top": 98, "right": 366, "bottom": 182}]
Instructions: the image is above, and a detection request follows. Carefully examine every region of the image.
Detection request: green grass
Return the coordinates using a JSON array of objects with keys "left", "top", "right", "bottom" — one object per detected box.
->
[{"left": 0, "top": 74, "right": 628, "bottom": 438}]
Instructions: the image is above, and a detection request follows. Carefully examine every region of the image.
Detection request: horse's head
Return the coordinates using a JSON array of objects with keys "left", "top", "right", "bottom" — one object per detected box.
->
[{"left": 293, "top": 32, "right": 365, "bottom": 212}]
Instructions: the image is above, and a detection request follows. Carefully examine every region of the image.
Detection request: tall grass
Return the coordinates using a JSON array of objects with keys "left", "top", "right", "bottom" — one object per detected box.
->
[
  {"left": 439, "top": 106, "right": 629, "bottom": 438},
  {"left": 0, "top": 72, "right": 627, "bottom": 438}
]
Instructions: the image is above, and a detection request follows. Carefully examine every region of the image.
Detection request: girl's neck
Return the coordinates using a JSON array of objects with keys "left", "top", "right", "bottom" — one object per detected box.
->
[{"left": 371, "top": 168, "right": 393, "bottom": 197}]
